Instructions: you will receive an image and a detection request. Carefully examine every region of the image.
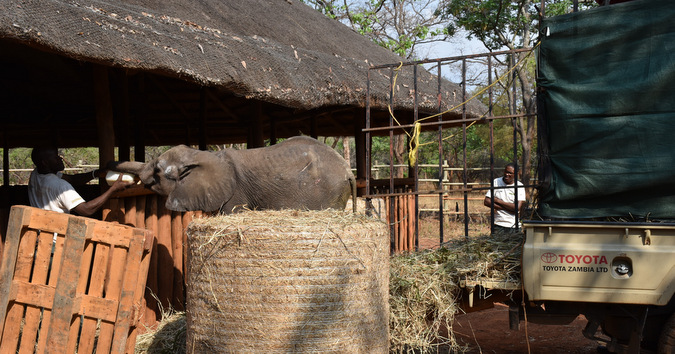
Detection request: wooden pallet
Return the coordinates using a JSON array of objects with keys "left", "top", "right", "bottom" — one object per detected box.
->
[{"left": 0, "top": 205, "right": 153, "bottom": 354}]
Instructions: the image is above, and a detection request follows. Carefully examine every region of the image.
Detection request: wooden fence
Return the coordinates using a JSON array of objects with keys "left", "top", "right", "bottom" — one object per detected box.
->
[
  {"left": 102, "top": 192, "right": 202, "bottom": 328},
  {"left": 385, "top": 194, "right": 416, "bottom": 253}
]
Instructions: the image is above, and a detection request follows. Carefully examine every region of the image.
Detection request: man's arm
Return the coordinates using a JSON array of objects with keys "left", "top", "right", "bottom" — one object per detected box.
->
[
  {"left": 484, "top": 196, "right": 524, "bottom": 213},
  {"left": 484, "top": 196, "right": 504, "bottom": 210},
  {"left": 71, "top": 177, "right": 130, "bottom": 216},
  {"left": 61, "top": 169, "right": 102, "bottom": 187}
]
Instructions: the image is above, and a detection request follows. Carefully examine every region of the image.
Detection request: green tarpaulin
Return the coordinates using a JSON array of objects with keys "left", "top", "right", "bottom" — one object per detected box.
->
[{"left": 538, "top": 0, "right": 675, "bottom": 219}]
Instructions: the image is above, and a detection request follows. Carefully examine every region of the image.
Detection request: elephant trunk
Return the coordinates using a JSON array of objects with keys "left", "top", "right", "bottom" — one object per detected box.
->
[{"left": 108, "top": 161, "right": 152, "bottom": 183}]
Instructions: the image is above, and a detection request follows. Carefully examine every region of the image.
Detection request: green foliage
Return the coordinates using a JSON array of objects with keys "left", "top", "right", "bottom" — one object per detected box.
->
[
  {"left": 301, "top": 0, "right": 450, "bottom": 59},
  {"left": 443, "top": 0, "right": 597, "bottom": 50}
]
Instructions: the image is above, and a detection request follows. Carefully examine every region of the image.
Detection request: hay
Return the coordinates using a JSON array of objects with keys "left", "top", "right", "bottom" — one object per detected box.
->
[
  {"left": 136, "top": 217, "right": 522, "bottom": 353},
  {"left": 186, "top": 210, "right": 389, "bottom": 353},
  {"left": 135, "top": 309, "right": 187, "bottom": 354},
  {"left": 389, "top": 231, "right": 523, "bottom": 353}
]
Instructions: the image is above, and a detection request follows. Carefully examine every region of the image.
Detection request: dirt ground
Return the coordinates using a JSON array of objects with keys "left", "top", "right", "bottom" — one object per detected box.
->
[{"left": 454, "top": 304, "right": 601, "bottom": 353}]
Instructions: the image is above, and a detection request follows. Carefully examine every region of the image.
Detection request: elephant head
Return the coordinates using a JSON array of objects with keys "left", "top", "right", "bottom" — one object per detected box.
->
[{"left": 108, "top": 145, "right": 236, "bottom": 212}]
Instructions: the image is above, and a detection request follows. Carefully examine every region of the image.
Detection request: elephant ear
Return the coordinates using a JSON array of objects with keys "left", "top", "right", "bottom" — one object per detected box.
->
[{"left": 165, "top": 150, "right": 236, "bottom": 212}]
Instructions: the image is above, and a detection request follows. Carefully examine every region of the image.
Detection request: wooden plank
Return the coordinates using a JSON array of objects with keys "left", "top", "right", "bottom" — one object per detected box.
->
[
  {"left": 9, "top": 282, "right": 117, "bottom": 322},
  {"left": 171, "top": 211, "right": 184, "bottom": 310},
  {"left": 0, "top": 206, "right": 31, "bottom": 338},
  {"left": 18, "top": 231, "right": 56, "bottom": 353},
  {"left": 35, "top": 235, "right": 65, "bottom": 354},
  {"left": 27, "top": 208, "right": 70, "bottom": 235},
  {"left": 125, "top": 229, "right": 153, "bottom": 352},
  {"left": 91, "top": 222, "right": 136, "bottom": 247},
  {"left": 110, "top": 230, "right": 145, "bottom": 353},
  {"left": 1, "top": 226, "right": 38, "bottom": 353},
  {"left": 96, "top": 244, "right": 127, "bottom": 354},
  {"left": 45, "top": 216, "right": 87, "bottom": 353},
  {"left": 77, "top": 241, "right": 109, "bottom": 354},
  {"left": 156, "top": 200, "right": 173, "bottom": 310}
]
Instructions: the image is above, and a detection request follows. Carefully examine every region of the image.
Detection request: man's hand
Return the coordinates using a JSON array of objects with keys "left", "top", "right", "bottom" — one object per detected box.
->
[
  {"left": 71, "top": 174, "right": 133, "bottom": 216},
  {"left": 108, "top": 173, "right": 133, "bottom": 193}
]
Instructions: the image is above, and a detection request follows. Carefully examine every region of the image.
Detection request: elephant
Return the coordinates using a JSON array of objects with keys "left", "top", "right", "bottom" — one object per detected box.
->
[{"left": 108, "top": 136, "right": 356, "bottom": 213}]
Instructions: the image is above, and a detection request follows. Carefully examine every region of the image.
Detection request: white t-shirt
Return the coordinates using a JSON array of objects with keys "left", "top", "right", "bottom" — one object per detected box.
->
[
  {"left": 28, "top": 170, "right": 85, "bottom": 213},
  {"left": 485, "top": 177, "right": 526, "bottom": 228}
]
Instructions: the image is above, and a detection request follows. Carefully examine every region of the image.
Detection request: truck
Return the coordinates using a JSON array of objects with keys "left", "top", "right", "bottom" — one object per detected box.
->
[{"left": 462, "top": 1, "right": 675, "bottom": 352}]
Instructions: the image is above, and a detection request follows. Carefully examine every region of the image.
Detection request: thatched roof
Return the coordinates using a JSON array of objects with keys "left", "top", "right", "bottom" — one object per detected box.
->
[{"left": 0, "top": 0, "right": 485, "bottom": 148}]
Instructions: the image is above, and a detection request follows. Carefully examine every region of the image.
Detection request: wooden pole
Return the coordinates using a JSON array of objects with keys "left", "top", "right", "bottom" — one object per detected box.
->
[
  {"left": 157, "top": 198, "right": 174, "bottom": 310},
  {"left": 199, "top": 87, "right": 207, "bottom": 150},
  {"left": 248, "top": 102, "right": 265, "bottom": 148},
  {"left": 93, "top": 65, "right": 115, "bottom": 188},
  {"left": 354, "top": 109, "right": 366, "bottom": 197},
  {"left": 2, "top": 132, "right": 8, "bottom": 188},
  {"left": 134, "top": 74, "right": 147, "bottom": 163},
  {"left": 171, "top": 211, "right": 184, "bottom": 310},
  {"left": 144, "top": 195, "right": 159, "bottom": 326},
  {"left": 117, "top": 69, "right": 131, "bottom": 161}
]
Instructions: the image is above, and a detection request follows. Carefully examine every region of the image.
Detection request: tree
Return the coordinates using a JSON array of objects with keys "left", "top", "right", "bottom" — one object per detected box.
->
[
  {"left": 302, "top": 0, "right": 451, "bottom": 59},
  {"left": 442, "top": 0, "right": 596, "bottom": 189},
  {"left": 302, "top": 0, "right": 456, "bottom": 177}
]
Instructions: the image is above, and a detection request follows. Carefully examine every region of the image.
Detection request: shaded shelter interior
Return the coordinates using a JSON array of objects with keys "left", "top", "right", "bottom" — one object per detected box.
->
[{"left": 2, "top": 40, "right": 431, "bottom": 150}]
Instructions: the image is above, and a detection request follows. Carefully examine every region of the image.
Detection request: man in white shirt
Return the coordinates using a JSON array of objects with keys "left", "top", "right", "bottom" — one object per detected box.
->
[
  {"left": 28, "top": 147, "right": 131, "bottom": 216},
  {"left": 484, "top": 163, "right": 526, "bottom": 234}
]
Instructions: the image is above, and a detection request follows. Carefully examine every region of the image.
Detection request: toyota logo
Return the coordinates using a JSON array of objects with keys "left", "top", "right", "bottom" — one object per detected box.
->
[{"left": 540, "top": 252, "right": 557, "bottom": 263}]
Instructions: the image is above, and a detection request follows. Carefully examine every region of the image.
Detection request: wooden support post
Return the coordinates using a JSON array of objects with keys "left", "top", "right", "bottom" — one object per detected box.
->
[
  {"left": 116, "top": 69, "right": 131, "bottom": 161},
  {"left": 93, "top": 65, "right": 115, "bottom": 186},
  {"left": 270, "top": 117, "right": 277, "bottom": 145},
  {"left": 2, "top": 131, "right": 8, "bottom": 188},
  {"left": 133, "top": 74, "right": 147, "bottom": 162},
  {"left": 248, "top": 102, "right": 265, "bottom": 148},
  {"left": 199, "top": 87, "right": 207, "bottom": 150},
  {"left": 354, "top": 109, "right": 366, "bottom": 196},
  {"left": 310, "top": 116, "right": 318, "bottom": 139}
]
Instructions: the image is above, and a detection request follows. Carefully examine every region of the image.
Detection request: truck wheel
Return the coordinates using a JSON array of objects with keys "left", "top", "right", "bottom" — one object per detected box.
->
[{"left": 658, "top": 313, "right": 675, "bottom": 353}]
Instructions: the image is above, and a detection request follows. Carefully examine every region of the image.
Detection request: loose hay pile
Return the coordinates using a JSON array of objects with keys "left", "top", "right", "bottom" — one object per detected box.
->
[
  {"left": 389, "top": 231, "right": 523, "bottom": 353},
  {"left": 185, "top": 210, "right": 389, "bottom": 353}
]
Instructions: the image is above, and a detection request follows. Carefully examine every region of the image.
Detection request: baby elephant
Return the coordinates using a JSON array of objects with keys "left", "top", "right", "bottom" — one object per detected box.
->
[{"left": 108, "top": 136, "right": 356, "bottom": 213}]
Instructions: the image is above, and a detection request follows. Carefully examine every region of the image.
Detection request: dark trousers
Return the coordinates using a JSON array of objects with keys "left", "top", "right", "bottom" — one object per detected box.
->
[{"left": 493, "top": 225, "right": 520, "bottom": 235}]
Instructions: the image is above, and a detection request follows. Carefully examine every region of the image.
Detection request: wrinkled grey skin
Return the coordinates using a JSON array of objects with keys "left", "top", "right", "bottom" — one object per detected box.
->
[{"left": 108, "top": 136, "right": 356, "bottom": 213}]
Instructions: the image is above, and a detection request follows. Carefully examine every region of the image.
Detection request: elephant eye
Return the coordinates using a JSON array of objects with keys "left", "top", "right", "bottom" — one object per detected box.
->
[{"left": 179, "top": 165, "right": 196, "bottom": 180}]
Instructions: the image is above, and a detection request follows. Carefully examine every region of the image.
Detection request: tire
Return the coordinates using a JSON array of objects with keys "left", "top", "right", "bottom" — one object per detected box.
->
[{"left": 658, "top": 313, "right": 675, "bottom": 354}]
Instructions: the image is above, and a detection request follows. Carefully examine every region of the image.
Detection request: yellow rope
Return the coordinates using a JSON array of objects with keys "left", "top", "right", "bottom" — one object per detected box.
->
[
  {"left": 405, "top": 42, "right": 540, "bottom": 166},
  {"left": 387, "top": 62, "right": 405, "bottom": 129}
]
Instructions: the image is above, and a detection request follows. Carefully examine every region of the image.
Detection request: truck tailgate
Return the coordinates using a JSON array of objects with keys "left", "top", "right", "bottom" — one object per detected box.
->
[{"left": 523, "top": 221, "right": 675, "bottom": 305}]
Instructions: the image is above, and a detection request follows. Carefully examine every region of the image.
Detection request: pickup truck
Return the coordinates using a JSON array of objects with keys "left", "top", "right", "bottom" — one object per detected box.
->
[{"left": 460, "top": 1, "right": 675, "bottom": 352}]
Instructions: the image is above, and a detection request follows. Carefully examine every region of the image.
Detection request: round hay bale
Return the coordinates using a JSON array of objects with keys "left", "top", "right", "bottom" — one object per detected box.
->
[{"left": 185, "top": 210, "right": 389, "bottom": 353}]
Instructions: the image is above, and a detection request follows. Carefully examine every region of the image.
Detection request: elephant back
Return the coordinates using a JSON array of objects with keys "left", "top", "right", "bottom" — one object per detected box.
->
[{"left": 227, "top": 137, "right": 352, "bottom": 211}]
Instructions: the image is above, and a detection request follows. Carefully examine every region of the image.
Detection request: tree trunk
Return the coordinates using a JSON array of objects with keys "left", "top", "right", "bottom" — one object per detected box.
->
[
  {"left": 342, "top": 136, "right": 351, "bottom": 168},
  {"left": 393, "top": 135, "right": 406, "bottom": 178}
]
